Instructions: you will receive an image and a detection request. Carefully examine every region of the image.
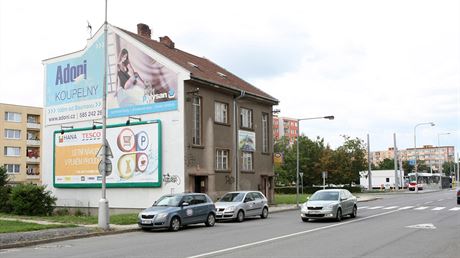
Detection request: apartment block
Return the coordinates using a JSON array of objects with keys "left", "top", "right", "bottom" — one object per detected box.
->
[
  {"left": 0, "top": 103, "right": 42, "bottom": 184},
  {"left": 273, "top": 116, "right": 298, "bottom": 143}
]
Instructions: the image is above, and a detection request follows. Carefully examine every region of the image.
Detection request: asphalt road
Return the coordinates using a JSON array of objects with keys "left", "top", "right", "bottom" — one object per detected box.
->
[{"left": 1, "top": 190, "right": 459, "bottom": 258}]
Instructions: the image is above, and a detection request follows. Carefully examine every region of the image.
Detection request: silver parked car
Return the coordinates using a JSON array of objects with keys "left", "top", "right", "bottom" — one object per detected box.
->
[
  {"left": 300, "top": 189, "right": 357, "bottom": 222},
  {"left": 138, "top": 193, "right": 216, "bottom": 231},
  {"left": 215, "top": 191, "right": 269, "bottom": 222}
]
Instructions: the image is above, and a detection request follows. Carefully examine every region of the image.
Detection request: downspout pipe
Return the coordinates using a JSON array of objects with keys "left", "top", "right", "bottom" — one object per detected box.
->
[{"left": 233, "top": 91, "right": 246, "bottom": 191}]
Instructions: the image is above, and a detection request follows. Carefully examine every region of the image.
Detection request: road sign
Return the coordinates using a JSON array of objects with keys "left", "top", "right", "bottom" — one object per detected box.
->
[
  {"left": 409, "top": 159, "right": 415, "bottom": 166},
  {"left": 96, "top": 139, "right": 113, "bottom": 159},
  {"left": 98, "top": 159, "right": 112, "bottom": 176},
  {"left": 322, "top": 171, "right": 328, "bottom": 179}
]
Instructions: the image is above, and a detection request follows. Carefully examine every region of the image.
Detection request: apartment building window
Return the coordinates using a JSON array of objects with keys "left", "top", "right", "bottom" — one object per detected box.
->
[
  {"left": 240, "top": 108, "right": 252, "bottom": 129},
  {"left": 27, "top": 115, "right": 39, "bottom": 124},
  {"left": 262, "top": 113, "right": 269, "bottom": 153},
  {"left": 214, "top": 102, "right": 228, "bottom": 124},
  {"left": 4, "top": 147, "right": 21, "bottom": 156},
  {"left": 4, "top": 129, "right": 21, "bottom": 139},
  {"left": 216, "top": 149, "right": 229, "bottom": 171},
  {"left": 5, "top": 164, "right": 20, "bottom": 174},
  {"left": 5, "top": 112, "right": 21, "bottom": 122},
  {"left": 192, "top": 96, "right": 202, "bottom": 145},
  {"left": 242, "top": 151, "right": 253, "bottom": 171}
]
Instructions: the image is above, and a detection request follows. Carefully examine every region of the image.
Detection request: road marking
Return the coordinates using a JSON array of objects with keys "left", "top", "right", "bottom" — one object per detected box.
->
[
  {"left": 187, "top": 210, "right": 400, "bottom": 258},
  {"left": 358, "top": 206, "right": 369, "bottom": 209},
  {"left": 414, "top": 206, "right": 429, "bottom": 210},
  {"left": 367, "top": 206, "right": 384, "bottom": 210},
  {"left": 437, "top": 199, "right": 444, "bottom": 202},
  {"left": 406, "top": 223, "right": 436, "bottom": 230},
  {"left": 398, "top": 206, "right": 414, "bottom": 210},
  {"left": 424, "top": 201, "right": 433, "bottom": 204},
  {"left": 383, "top": 206, "right": 398, "bottom": 210},
  {"left": 449, "top": 207, "right": 460, "bottom": 211},
  {"left": 431, "top": 207, "right": 445, "bottom": 211}
]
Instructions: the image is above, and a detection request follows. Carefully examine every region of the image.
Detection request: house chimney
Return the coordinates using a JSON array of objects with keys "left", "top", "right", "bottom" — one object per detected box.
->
[
  {"left": 159, "top": 36, "right": 175, "bottom": 49},
  {"left": 137, "top": 23, "right": 151, "bottom": 39}
]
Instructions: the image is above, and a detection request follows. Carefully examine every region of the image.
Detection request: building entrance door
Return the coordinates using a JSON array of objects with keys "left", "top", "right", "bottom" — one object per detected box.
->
[{"left": 194, "top": 176, "right": 207, "bottom": 193}]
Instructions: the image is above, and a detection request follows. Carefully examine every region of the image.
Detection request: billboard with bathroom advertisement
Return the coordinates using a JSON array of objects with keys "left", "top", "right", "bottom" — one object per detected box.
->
[
  {"left": 44, "top": 34, "right": 104, "bottom": 125},
  {"left": 53, "top": 120, "right": 161, "bottom": 188},
  {"left": 106, "top": 32, "right": 178, "bottom": 118}
]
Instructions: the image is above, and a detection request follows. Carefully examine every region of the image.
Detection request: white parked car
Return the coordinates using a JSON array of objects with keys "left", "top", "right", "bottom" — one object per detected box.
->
[
  {"left": 300, "top": 189, "right": 357, "bottom": 222},
  {"left": 215, "top": 191, "right": 269, "bottom": 222}
]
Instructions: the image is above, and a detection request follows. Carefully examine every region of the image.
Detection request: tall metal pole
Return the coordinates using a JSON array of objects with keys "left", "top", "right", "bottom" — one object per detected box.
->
[
  {"left": 98, "top": 0, "right": 109, "bottom": 230},
  {"left": 393, "top": 133, "right": 399, "bottom": 190},
  {"left": 367, "top": 134, "right": 372, "bottom": 190},
  {"left": 413, "top": 122, "right": 435, "bottom": 193},
  {"left": 295, "top": 115, "right": 334, "bottom": 208}
]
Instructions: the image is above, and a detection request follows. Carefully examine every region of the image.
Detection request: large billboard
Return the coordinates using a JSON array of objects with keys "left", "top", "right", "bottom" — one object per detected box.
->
[
  {"left": 107, "top": 33, "right": 178, "bottom": 118},
  {"left": 53, "top": 121, "right": 161, "bottom": 188},
  {"left": 44, "top": 34, "right": 104, "bottom": 125}
]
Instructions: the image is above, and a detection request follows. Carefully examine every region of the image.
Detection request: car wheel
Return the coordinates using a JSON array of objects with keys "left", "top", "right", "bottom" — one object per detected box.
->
[
  {"left": 302, "top": 217, "right": 309, "bottom": 222},
  {"left": 336, "top": 208, "right": 342, "bottom": 222},
  {"left": 261, "top": 207, "right": 269, "bottom": 219},
  {"left": 169, "top": 216, "right": 181, "bottom": 231},
  {"left": 350, "top": 205, "right": 357, "bottom": 218},
  {"left": 205, "top": 213, "right": 216, "bottom": 227},
  {"left": 457, "top": 199, "right": 460, "bottom": 205},
  {"left": 236, "top": 210, "right": 245, "bottom": 222}
]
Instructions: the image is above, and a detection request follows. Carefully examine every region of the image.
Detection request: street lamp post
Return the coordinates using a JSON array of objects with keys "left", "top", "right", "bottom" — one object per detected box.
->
[
  {"left": 413, "top": 122, "right": 435, "bottom": 193},
  {"left": 437, "top": 132, "right": 451, "bottom": 189},
  {"left": 296, "top": 115, "right": 334, "bottom": 207}
]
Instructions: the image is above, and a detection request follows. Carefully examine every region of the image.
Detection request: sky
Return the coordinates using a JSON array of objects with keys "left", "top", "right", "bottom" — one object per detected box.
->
[{"left": 0, "top": 0, "right": 459, "bottom": 155}]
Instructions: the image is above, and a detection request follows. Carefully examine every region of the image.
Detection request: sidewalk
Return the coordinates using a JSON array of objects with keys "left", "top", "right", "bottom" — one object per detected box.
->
[{"left": 0, "top": 194, "right": 380, "bottom": 249}]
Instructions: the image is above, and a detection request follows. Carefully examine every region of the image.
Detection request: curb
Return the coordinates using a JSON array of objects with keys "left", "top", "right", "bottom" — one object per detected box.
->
[{"left": 0, "top": 227, "right": 139, "bottom": 250}]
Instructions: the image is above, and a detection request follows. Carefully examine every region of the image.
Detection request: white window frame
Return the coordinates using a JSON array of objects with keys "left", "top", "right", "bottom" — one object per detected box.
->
[
  {"left": 4, "top": 129, "right": 21, "bottom": 139},
  {"left": 4, "top": 146, "right": 21, "bottom": 156},
  {"left": 262, "top": 113, "right": 269, "bottom": 153},
  {"left": 216, "top": 149, "right": 229, "bottom": 171},
  {"left": 214, "top": 102, "right": 228, "bottom": 124},
  {"left": 5, "top": 164, "right": 20, "bottom": 174},
  {"left": 5, "top": 112, "right": 21, "bottom": 122},
  {"left": 240, "top": 108, "right": 253, "bottom": 129},
  {"left": 192, "top": 96, "right": 202, "bottom": 145},
  {"left": 242, "top": 151, "right": 253, "bottom": 171}
]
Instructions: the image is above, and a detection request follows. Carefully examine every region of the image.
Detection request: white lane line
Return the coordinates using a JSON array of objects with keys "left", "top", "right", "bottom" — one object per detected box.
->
[
  {"left": 431, "top": 207, "right": 445, "bottom": 211},
  {"left": 424, "top": 201, "right": 433, "bottom": 204},
  {"left": 437, "top": 199, "right": 444, "bottom": 202},
  {"left": 187, "top": 210, "right": 400, "bottom": 258},
  {"left": 367, "top": 206, "right": 384, "bottom": 210},
  {"left": 358, "top": 206, "right": 369, "bottom": 209},
  {"left": 414, "top": 206, "right": 429, "bottom": 210},
  {"left": 399, "top": 206, "right": 414, "bottom": 210},
  {"left": 383, "top": 206, "right": 399, "bottom": 210},
  {"left": 449, "top": 207, "right": 460, "bottom": 211}
]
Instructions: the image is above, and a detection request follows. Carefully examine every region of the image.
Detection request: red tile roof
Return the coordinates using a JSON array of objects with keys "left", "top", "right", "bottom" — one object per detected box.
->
[{"left": 118, "top": 27, "right": 278, "bottom": 104}]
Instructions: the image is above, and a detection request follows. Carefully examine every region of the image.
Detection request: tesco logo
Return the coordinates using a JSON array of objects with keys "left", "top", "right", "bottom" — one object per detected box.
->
[{"left": 82, "top": 131, "right": 102, "bottom": 141}]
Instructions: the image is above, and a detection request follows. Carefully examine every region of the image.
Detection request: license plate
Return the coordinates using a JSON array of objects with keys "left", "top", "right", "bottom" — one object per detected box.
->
[
  {"left": 216, "top": 212, "right": 223, "bottom": 216},
  {"left": 309, "top": 210, "right": 320, "bottom": 214},
  {"left": 141, "top": 219, "right": 153, "bottom": 224}
]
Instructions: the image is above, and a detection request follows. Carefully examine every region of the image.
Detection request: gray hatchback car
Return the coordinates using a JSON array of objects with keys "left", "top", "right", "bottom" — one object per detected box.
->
[
  {"left": 300, "top": 189, "right": 357, "bottom": 222},
  {"left": 215, "top": 191, "right": 269, "bottom": 222},
  {"left": 138, "top": 193, "right": 216, "bottom": 231}
]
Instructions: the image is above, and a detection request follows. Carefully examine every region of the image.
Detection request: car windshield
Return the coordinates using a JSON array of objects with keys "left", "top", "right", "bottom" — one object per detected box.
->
[
  {"left": 219, "top": 193, "right": 245, "bottom": 202},
  {"left": 154, "top": 195, "right": 182, "bottom": 207},
  {"left": 310, "top": 191, "right": 339, "bottom": 201}
]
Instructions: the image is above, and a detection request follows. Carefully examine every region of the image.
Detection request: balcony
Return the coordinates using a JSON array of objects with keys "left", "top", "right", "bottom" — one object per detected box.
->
[
  {"left": 26, "top": 167, "right": 40, "bottom": 179},
  {"left": 26, "top": 156, "right": 40, "bottom": 163},
  {"left": 27, "top": 122, "right": 41, "bottom": 130},
  {"left": 26, "top": 139, "right": 41, "bottom": 146}
]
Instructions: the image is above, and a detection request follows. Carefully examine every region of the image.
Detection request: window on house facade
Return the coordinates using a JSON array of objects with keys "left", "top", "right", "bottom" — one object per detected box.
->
[
  {"left": 262, "top": 113, "right": 269, "bottom": 153},
  {"left": 242, "top": 151, "right": 253, "bottom": 171},
  {"left": 5, "top": 164, "right": 20, "bottom": 174},
  {"left": 214, "top": 102, "right": 228, "bottom": 124},
  {"left": 5, "top": 112, "right": 21, "bottom": 122},
  {"left": 4, "top": 129, "right": 21, "bottom": 139},
  {"left": 240, "top": 108, "right": 252, "bottom": 129},
  {"left": 4, "top": 146, "right": 21, "bottom": 156},
  {"left": 216, "top": 149, "right": 229, "bottom": 171},
  {"left": 192, "top": 96, "right": 202, "bottom": 145}
]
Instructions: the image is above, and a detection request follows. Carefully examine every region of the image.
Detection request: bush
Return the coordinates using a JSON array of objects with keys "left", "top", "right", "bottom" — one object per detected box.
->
[
  {"left": 0, "top": 166, "right": 12, "bottom": 213},
  {"left": 9, "top": 184, "right": 57, "bottom": 216},
  {"left": 275, "top": 186, "right": 362, "bottom": 194}
]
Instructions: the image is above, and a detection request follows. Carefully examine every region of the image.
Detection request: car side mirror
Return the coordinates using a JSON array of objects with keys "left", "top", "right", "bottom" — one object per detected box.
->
[{"left": 181, "top": 202, "right": 189, "bottom": 207}]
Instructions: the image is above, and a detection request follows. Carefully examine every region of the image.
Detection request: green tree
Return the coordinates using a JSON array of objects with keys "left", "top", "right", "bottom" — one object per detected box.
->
[
  {"left": 273, "top": 136, "right": 294, "bottom": 186},
  {"left": 9, "top": 184, "right": 57, "bottom": 216},
  {"left": 0, "top": 166, "right": 12, "bottom": 213},
  {"left": 442, "top": 161, "right": 455, "bottom": 176},
  {"left": 377, "top": 158, "right": 395, "bottom": 170}
]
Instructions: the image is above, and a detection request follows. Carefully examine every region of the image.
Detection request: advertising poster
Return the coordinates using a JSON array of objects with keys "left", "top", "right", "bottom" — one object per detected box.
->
[
  {"left": 273, "top": 153, "right": 283, "bottom": 166},
  {"left": 238, "top": 130, "right": 256, "bottom": 152},
  {"left": 45, "top": 34, "right": 104, "bottom": 125},
  {"left": 54, "top": 121, "right": 161, "bottom": 188},
  {"left": 107, "top": 33, "right": 178, "bottom": 118}
]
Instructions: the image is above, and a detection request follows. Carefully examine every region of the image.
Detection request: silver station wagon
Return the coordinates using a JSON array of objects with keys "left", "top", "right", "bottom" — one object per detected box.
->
[
  {"left": 215, "top": 191, "right": 269, "bottom": 222},
  {"left": 300, "top": 189, "right": 357, "bottom": 222},
  {"left": 138, "top": 193, "right": 216, "bottom": 231}
]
